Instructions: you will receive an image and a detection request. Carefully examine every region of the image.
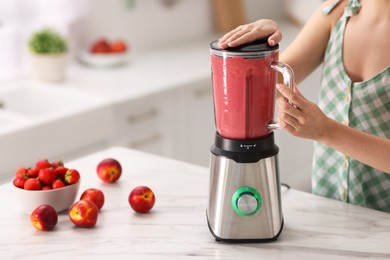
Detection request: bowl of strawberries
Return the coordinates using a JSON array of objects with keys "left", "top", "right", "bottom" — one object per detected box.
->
[
  {"left": 12, "top": 159, "right": 81, "bottom": 213},
  {"left": 77, "top": 38, "right": 130, "bottom": 67}
]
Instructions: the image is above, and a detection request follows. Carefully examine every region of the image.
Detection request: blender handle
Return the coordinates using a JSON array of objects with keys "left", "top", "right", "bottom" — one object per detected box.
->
[{"left": 267, "top": 60, "right": 295, "bottom": 130}]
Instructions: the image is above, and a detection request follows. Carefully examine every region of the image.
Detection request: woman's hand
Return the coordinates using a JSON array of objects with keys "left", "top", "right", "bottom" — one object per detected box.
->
[
  {"left": 277, "top": 83, "right": 390, "bottom": 173},
  {"left": 276, "top": 83, "right": 331, "bottom": 142},
  {"left": 218, "top": 19, "right": 282, "bottom": 49}
]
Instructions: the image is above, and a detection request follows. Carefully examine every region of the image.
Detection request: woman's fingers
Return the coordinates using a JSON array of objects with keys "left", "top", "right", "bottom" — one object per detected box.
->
[
  {"left": 219, "top": 26, "right": 257, "bottom": 48},
  {"left": 278, "top": 111, "right": 299, "bottom": 131},
  {"left": 277, "top": 96, "right": 303, "bottom": 126},
  {"left": 268, "top": 30, "right": 282, "bottom": 46},
  {"left": 218, "top": 19, "right": 282, "bottom": 49},
  {"left": 276, "top": 84, "right": 305, "bottom": 109},
  {"left": 218, "top": 26, "right": 245, "bottom": 48},
  {"left": 220, "top": 25, "right": 246, "bottom": 41}
]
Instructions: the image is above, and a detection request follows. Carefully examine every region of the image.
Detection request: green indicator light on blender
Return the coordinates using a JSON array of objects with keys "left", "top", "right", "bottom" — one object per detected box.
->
[{"left": 232, "top": 187, "right": 262, "bottom": 216}]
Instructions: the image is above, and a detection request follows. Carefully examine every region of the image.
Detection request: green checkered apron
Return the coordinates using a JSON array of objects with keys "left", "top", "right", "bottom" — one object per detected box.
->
[{"left": 312, "top": 0, "right": 390, "bottom": 212}]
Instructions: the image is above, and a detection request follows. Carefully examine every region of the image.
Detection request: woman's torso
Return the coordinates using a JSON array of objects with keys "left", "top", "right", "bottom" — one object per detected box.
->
[
  {"left": 343, "top": 0, "right": 390, "bottom": 82},
  {"left": 312, "top": 0, "right": 390, "bottom": 212}
]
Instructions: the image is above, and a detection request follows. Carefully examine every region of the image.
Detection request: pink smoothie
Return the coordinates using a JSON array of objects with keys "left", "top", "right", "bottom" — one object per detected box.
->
[{"left": 211, "top": 52, "right": 279, "bottom": 140}]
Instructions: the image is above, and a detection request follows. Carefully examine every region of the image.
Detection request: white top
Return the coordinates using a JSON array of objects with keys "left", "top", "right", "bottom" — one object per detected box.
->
[{"left": 1, "top": 147, "right": 389, "bottom": 259}]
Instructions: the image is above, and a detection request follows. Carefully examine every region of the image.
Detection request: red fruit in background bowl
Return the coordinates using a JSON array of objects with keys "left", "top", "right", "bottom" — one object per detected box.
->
[
  {"left": 38, "top": 168, "right": 57, "bottom": 185},
  {"left": 52, "top": 180, "right": 65, "bottom": 189},
  {"left": 110, "top": 40, "right": 127, "bottom": 53},
  {"left": 64, "top": 169, "right": 80, "bottom": 185},
  {"left": 15, "top": 166, "right": 28, "bottom": 179},
  {"left": 90, "top": 38, "right": 111, "bottom": 54},
  {"left": 128, "top": 186, "right": 155, "bottom": 213},
  {"left": 24, "top": 178, "right": 41, "bottom": 190},
  {"left": 13, "top": 176, "right": 26, "bottom": 189},
  {"left": 80, "top": 188, "right": 105, "bottom": 210},
  {"left": 51, "top": 160, "right": 64, "bottom": 168},
  {"left": 55, "top": 166, "right": 69, "bottom": 180},
  {"left": 35, "top": 159, "right": 52, "bottom": 170},
  {"left": 96, "top": 158, "right": 122, "bottom": 183},
  {"left": 68, "top": 200, "right": 98, "bottom": 228},
  {"left": 30, "top": 204, "right": 58, "bottom": 231},
  {"left": 27, "top": 167, "right": 39, "bottom": 178}
]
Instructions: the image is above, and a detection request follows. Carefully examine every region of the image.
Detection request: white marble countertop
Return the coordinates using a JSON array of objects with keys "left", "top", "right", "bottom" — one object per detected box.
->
[{"left": 1, "top": 146, "right": 389, "bottom": 259}]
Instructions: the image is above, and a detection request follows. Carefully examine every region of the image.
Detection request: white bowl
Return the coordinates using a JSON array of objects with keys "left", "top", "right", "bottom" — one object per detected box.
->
[
  {"left": 77, "top": 51, "right": 129, "bottom": 68},
  {"left": 13, "top": 181, "right": 80, "bottom": 214}
]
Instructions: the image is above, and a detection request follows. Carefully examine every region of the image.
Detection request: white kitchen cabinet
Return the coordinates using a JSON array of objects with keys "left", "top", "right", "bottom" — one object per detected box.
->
[
  {"left": 173, "top": 78, "right": 215, "bottom": 167},
  {"left": 107, "top": 91, "right": 175, "bottom": 158},
  {"left": 106, "top": 78, "right": 215, "bottom": 168},
  {"left": 108, "top": 125, "right": 174, "bottom": 158},
  {"left": 111, "top": 92, "right": 174, "bottom": 136}
]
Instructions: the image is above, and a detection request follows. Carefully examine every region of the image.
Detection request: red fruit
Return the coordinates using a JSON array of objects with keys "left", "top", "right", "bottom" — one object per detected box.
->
[
  {"left": 52, "top": 180, "right": 65, "bottom": 189},
  {"left": 24, "top": 178, "right": 41, "bottom": 190},
  {"left": 80, "top": 188, "right": 105, "bottom": 210},
  {"left": 68, "top": 200, "right": 98, "bottom": 228},
  {"left": 64, "top": 169, "right": 80, "bottom": 185},
  {"left": 35, "top": 159, "right": 52, "bottom": 170},
  {"left": 110, "top": 40, "right": 127, "bottom": 53},
  {"left": 15, "top": 166, "right": 28, "bottom": 179},
  {"left": 30, "top": 204, "right": 58, "bottom": 231},
  {"left": 128, "top": 186, "right": 155, "bottom": 213},
  {"left": 38, "top": 168, "right": 57, "bottom": 185},
  {"left": 51, "top": 160, "right": 64, "bottom": 168},
  {"left": 96, "top": 158, "right": 122, "bottom": 183},
  {"left": 55, "top": 166, "right": 69, "bottom": 181},
  {"left": 27, "top": 167, "right": 39, "bottom": 178},
  {"left": 13, "top": 176, "right": 26, "bottom": 189},
  {"left": 90, "top": 39, "right": 111, "bottom": 54},
  {"left": 42, "top": 186, "right": 52, "bottom": 190}
]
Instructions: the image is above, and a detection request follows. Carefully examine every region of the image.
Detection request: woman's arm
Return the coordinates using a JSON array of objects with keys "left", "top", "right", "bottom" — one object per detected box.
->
[
  {"left": 280, "top": 0, "right": 346, "bottom": 83},
  {"left": 217, "top": 0, "right": 346, "bottom": 84},
  {"left": 277, "top": 83, "right": 390, "bottom": 173}
]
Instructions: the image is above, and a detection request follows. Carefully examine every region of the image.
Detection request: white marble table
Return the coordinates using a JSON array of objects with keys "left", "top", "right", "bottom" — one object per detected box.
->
[{"left": 1, "top": 147, "right": 389, "bottom": 259}]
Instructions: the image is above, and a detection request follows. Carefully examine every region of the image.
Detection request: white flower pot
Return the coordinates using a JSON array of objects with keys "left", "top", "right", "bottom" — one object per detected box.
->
[{"left": 29, "top": 53, "right": 68, "bottom": 82}]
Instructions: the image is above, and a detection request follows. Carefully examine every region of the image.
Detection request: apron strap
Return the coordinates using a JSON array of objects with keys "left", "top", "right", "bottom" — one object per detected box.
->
[{"left": 321, "top": 0, "right": 361, "bottom": 17}]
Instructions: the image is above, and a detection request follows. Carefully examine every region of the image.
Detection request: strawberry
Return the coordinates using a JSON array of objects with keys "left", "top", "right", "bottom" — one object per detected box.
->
[
  {"left": 13, "top": 176, "right": 26, "bottom": 189},
  {"left": 110, "top": 40, "right": 127, "bottom": 53},
  {"left": 24, "top": 178, "right": 41, "bottom": 190},
  {"left": 55, "top": 166, "right": 69, "bottom": 181},
  {"left": 38, "top": 168, "right": 57, "bottom": 185},
  {"left": 15, "top": 166, "right": 28, "bottom": 179},
  {"left": 35, "top": 159, "right": 52, "bottom": 170},
  {"left": 64, "top": 169, "right": 80, "bottom": 185},
  {"left": 27, "top": 167, "right": 39, "bottom": 178},
  {"left": 51, "top": 160, "right": 64, "bottom": 168},
  {"left": 90, "top": 39, "right": 111, "bottom": 53},
  {"left": 52, "top": 180, "right": 65, "bottom": 189}
]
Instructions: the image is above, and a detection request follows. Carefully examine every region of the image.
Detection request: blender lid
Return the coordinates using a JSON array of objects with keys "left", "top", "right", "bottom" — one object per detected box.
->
[{"left": 210, "top": 39, "right": 278, "bottom": 53}]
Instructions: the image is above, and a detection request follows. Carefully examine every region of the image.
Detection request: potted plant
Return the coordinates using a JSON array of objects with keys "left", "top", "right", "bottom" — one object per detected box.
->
[{"left": 28, "top": 28, "right": 68, "bottom": 82}]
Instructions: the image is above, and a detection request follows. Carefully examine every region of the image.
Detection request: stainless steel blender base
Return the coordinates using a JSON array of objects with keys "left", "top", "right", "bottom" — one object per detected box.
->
[{"left": 207, "top": 153, "right": 283, "bottom": 242}]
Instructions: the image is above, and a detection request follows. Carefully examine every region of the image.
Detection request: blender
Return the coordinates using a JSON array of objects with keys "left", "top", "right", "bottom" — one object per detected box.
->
[{"left": 207, "top": 39, "right": 294, "bottom": 242}]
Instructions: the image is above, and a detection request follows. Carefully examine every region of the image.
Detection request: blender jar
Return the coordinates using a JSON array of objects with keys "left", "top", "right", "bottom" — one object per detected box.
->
[{"left": 210, "top": 39, "right": 293, "bottom": 140}]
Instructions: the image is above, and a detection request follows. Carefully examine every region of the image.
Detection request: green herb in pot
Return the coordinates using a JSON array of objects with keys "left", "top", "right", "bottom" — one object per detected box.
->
[{"left": 28, "top": 28, "right": 68, "bottom": 54}]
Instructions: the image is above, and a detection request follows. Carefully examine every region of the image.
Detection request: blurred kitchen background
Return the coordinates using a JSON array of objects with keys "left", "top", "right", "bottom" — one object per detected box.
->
[{"left": 0, "top": 0, "right": 323, "bottom": 192}]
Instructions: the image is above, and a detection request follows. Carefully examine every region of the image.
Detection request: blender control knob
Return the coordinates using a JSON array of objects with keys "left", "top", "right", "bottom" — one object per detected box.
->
[
  {"left": 232, "top": 186, "right": 262, "bottom": 217},
  {"left": 237, "top": 194, "right": 258, "bottom": 215}
]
